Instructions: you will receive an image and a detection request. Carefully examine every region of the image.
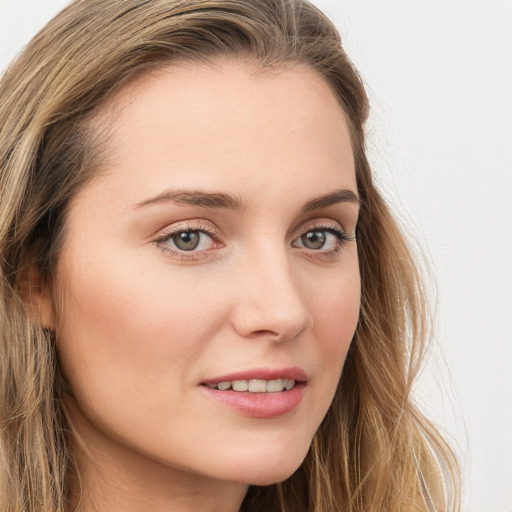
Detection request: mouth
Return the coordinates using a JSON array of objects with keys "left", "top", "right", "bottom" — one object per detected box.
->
[
  {"left": 200, "top": 367, "right": 307, "bottom": 418},
  {"left": 203, "top": 378, "right": 297, "bottom": 393},
  {"left": 201, "top": 367, "right": 307, "bottom": 393}
]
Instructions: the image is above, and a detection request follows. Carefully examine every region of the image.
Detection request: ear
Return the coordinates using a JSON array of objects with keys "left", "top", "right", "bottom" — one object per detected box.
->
[{"left": 22, "top": 264, "right": 56, "bottom": 330}]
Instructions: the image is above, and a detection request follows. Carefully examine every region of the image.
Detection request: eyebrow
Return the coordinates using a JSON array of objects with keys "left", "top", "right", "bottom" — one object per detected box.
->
[
  {"left": 300, "top": 188, "right": 360, "bottom": 213},
  {"left": 133, "top": 189, "right": 245, "bottom": 210},
  {"left": 133, "top": 187, "right": 360, "bottom": 212}
]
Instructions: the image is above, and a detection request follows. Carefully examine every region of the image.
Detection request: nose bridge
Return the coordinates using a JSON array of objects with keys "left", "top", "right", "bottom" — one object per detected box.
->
[{"left": 230, "top": 237, "right": 313, "bottom": 341}]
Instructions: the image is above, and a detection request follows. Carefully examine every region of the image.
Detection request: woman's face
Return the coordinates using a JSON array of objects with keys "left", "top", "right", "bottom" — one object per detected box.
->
[{"left": 49, "top": 61, "right": 361, "bottom": 488}]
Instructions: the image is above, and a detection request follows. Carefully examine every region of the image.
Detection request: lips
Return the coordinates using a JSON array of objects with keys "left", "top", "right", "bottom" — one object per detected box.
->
[{"left": 200, "top": 367, "right": 307, "bottom": 418}]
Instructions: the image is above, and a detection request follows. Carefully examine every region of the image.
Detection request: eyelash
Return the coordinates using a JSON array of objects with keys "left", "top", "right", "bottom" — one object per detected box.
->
[
  {"left": 154, "top": 220, "right": 219, "bottom": 261},
  {"left": 154, "top": 221, "right": 354, "bottom": 261},
  {"left": 295, "top": 223, "right": 354, "bottom": 258}
]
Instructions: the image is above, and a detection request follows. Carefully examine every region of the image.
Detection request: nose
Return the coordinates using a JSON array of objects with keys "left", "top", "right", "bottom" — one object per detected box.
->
[{"left": 229, "top": 248, "right": 313, "bottom": 342}]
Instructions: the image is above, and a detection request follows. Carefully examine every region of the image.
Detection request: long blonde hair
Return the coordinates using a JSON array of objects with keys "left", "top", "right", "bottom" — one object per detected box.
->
[{"left": 0, "top": 1, "right": 460, "bottom": 510}]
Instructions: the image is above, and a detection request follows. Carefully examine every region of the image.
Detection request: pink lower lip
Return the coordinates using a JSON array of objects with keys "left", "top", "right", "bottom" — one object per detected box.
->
[{"left": 201, "top": 383, "right": 306, "bottom": 418}]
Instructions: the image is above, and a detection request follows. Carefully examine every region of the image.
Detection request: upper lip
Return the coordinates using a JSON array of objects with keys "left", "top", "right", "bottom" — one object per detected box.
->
[{"left": 202, "top": 366, "right": 308, "bottom": 385}]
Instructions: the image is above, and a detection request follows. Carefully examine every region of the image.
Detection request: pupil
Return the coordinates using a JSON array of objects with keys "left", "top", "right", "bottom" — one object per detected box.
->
[
  {"left": 174, "top": 231, "right": 200, "bottom": 250},
  {"left": 303, "top": 230, "right": 326, "bottom": 249}
]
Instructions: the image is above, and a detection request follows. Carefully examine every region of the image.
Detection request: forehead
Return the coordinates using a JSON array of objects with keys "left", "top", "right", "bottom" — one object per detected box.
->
[{"left": 78, "top": 60, "right": 356, "bottom": 211}]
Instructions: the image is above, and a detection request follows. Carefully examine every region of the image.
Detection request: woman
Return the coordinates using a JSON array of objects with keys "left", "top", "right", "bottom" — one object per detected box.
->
[{"left": 0, "top": 0, "right": 460, "bottom": 511}]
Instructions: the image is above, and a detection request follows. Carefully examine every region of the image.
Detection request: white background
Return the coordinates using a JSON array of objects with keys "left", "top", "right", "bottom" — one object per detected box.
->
[{"left": 1, "top": 1, "right": 511, "bottom": 511}]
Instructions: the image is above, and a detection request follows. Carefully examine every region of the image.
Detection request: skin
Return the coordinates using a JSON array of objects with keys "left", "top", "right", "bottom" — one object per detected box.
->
[{"left": 40, "top": 61, "right": 361, "bottom": 512}]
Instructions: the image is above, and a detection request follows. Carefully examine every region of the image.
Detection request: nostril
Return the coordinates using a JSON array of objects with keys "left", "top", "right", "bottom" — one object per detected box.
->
[
  {"left": 253, "top": 329, "right": 278, "bottom": 336},
  {"left": 242, "top": 329, "right": 283, "bottom": 342}
]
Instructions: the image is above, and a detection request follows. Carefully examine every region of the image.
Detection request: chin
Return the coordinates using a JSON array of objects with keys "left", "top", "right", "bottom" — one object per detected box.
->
[
  {"left": 247, "top": 466, "right": 302, "bottom": 487},
  {"left": 217, "top": 444, "right": 309, "bottom": 487},
  {"left": 229, "top": 465, "right": 303, "bottom": 487}
]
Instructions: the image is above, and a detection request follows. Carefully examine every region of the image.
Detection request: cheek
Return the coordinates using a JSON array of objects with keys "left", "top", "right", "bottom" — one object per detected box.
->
[
  {"left": 314, "top": 262, "right": 361, "bottom": 349},
  {"left": 54, "top": 249, "right": 224, "bottom": 405},
  {"left": 299, "top": 257, "right": 361, "bottom": 424}
]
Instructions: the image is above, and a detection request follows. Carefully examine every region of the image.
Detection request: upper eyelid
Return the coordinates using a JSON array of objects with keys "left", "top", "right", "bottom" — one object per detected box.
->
[
  {"left": 298, "top": 220, "right": 344, "bottom": 230},
  {"left": 154, "top": 220, "right": 218, "bottom": 238},
  {"left": 153, "top": 218, "right": 348, "bottom": 239},
  {"left": 295, "top": 218, "right": 347, "bottom": 236}
]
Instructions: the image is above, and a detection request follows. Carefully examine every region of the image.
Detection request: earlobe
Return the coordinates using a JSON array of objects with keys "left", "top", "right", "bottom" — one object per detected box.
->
[{"left": 23, "top": 264, "right": 56, "bottom": 331}]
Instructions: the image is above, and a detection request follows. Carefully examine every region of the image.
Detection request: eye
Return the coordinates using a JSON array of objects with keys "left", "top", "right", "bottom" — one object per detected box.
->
[
  {"left": 293, "top": 225, "right": 352, "bottom": 252},
  {"left": 154, "top": 221, "right": 219, "bottom": 258},
  {"left": 300, "top": 230, "right": 329, "bottom": 250},
  {"left": 163, "top": 230, "right": 214, "bottom": 252}
]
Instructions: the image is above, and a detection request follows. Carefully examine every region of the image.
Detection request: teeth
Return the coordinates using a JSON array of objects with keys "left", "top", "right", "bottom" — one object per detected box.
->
[
  {"left": 266, "top": 378, "right": 284, "bottom": 392},
  {"left": 206, "top": 378, "right": 298, "bottom": 392},
  {"left": 232, "top": 380, "right": 249, "bottom": 391},
  {"left": 248, "top": 379, "right": 267, "bottom": 392}
]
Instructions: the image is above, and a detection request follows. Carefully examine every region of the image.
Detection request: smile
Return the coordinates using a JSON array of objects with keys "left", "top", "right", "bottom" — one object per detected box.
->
[
  {"left": 200, "top": 367, "right": 307, "bottom": 417},
  {"left": 205, "top": 378, "right": 296, "bottom": 393}
]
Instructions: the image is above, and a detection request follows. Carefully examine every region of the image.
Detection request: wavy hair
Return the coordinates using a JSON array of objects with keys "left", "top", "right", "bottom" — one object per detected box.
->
[{"left": 0, "top": 0, "right": 460, "bottom": 510}]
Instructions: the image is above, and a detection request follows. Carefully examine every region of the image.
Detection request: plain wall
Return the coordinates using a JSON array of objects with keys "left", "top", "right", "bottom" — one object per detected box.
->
[
  {"left": 1, "top": 1, "right": 511, "bottom": 511},
  {"left": 314, "top": 3, "right": 512, "bottom": 511}
]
